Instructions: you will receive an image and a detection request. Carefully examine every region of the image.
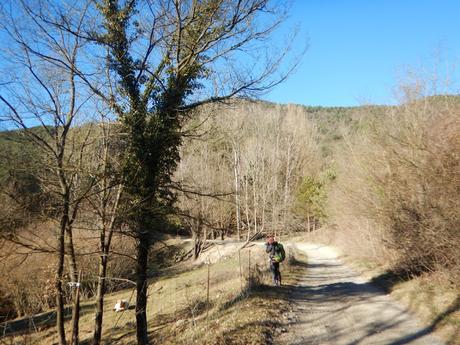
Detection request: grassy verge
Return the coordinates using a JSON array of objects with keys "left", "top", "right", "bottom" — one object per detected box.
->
[
  {"left": 2, "top": 243, "right": 308, "bottom": 345},
  {"left": 390, "top": 273, "right": 460, "bottom": 345},
  {"left": 361, "top": 262, "right": 460, "bottom": 345},
  {"left": 347, "top": 252, "right": 460, "bottom": 345}
]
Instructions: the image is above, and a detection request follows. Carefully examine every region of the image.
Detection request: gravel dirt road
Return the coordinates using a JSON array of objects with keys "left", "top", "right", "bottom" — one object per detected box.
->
[{"left": 275, "top": 243, "right": 445, "bottom": 345}]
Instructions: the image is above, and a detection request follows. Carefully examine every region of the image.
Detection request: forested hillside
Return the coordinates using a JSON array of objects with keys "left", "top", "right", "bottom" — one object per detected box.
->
[
  {"left": 176, "top": 95, "right": 459, "bottom": 281},
  {"left": 1, "top": 95, "right": 459, "bottom": 342}
]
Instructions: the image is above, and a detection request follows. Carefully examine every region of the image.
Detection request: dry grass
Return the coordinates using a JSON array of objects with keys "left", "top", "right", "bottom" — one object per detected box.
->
[
  {"left": 392, "top": 272, "right": 460, "bottom": 345},
  {"left": 2, "top": 243, "right": 305, "bottom": 345},
  {"left": 0, "top": 224, "right": 140, "bottom": 321},
  {"left": 329, "top": 95, "right": 460, "bottom": 276}
]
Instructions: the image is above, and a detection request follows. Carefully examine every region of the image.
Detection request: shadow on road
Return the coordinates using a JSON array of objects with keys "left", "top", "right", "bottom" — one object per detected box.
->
[{"left": 259, "top": 247, "right": 454, "bottom": 345}]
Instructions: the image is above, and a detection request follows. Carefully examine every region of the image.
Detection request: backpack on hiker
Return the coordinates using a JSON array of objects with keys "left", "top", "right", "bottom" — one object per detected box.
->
[{"left": 273, "top": 243, "right": 286, "bottom": 263}]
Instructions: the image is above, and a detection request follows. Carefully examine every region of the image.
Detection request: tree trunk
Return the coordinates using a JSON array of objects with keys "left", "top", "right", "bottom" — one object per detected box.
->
[
  {"left": 244, "top": 177, "right": 251, "bottom": 240},
  {"left": 193, "top": 217, "right": 203, "bottom": 260},
  {"left": 66, "top": 227, "right": 78, "bottom": 282},
  {"left": 136, "top": 234, "right": 150, "bottom": 345},
  {"left": 71, "top": 270, "right": 82, "bottom": 345},
  {"left": 92, "top": 184, "right": 122, "bottom": 345},
  {"left": 193, "top": 232, "right": 202, "bottom": 260},
  {"left": 282, "top": 144, "right": 292, "bottom": 233},
  {"left": 233, "top": 147, "right": 241, "bottom": 241},
  {"left": 66, "top": 226, "right": 80, "bottom": 345},
  {"left": 92, "top": 253, "right": 108, "bottom": 345},
  {"left": 56, "top": 213, "right": 68, "bottom": 345},
  {"left": 252, "top": 169, "right": 257, "bottom": 236}
]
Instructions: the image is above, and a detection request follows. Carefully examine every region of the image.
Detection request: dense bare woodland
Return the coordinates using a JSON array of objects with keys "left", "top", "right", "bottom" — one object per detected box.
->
[
  {"left": 176, "top": 101, "right": 322, "bottom": 247},
  {"left": 2, "top": 93, "right": 459, "bottom": 327},
  {"left": 0, "top": 1, "right": 458, "bottom": 342},
  {"left": 177, "top": 94, "right": 460, "bottom": 280}
]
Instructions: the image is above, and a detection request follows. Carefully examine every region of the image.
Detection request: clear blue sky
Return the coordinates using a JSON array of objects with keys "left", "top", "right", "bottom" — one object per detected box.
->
[{"left": 263, "top": 0, "right": 460, "bottom": 107}]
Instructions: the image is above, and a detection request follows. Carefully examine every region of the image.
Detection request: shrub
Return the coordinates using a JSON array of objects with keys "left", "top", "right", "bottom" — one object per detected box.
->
[{"left": 331, "top": 95, "right": 460, "bottom": 280}]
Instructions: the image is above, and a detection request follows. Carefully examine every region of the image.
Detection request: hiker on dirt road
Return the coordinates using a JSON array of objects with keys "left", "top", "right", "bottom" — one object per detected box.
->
[{"left": 265, "top": 235, "right": 286, "bottom": 286}]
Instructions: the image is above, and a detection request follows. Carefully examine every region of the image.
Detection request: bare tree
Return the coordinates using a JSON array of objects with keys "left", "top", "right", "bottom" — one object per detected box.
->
[
  {"left": 176, "top": 125, "right": 233, "bottom": 255},
  {"left": 1, "top": 1, "right": 303, "bottom": 343},
  {"left": 175, "top": 101, "right": 321, "bottom": 247},
  {"left": 0, "top": 1, "right": 96, "bottom": 343},
  {"left": 79, "top": 112, "right": 125, "bottom": 345},
  {"left": 71, "top": 2, "right": 300, "bottom": 343}
]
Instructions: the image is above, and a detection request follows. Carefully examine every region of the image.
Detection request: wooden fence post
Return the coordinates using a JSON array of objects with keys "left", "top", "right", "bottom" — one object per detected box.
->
[
  {"left": 206, "top": 263, "right": 210, "bottom": 321},
  {"left": 238, "top": 250, "right": 243, "bottom": 292},
  {"left": 248, "top": 250, "right": 251, "bottom": 289}
]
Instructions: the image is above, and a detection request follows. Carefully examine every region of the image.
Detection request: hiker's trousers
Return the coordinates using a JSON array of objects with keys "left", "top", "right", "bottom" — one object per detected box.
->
[{"left": 270, "top": 261, "right": 281, "bottom": 283}]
